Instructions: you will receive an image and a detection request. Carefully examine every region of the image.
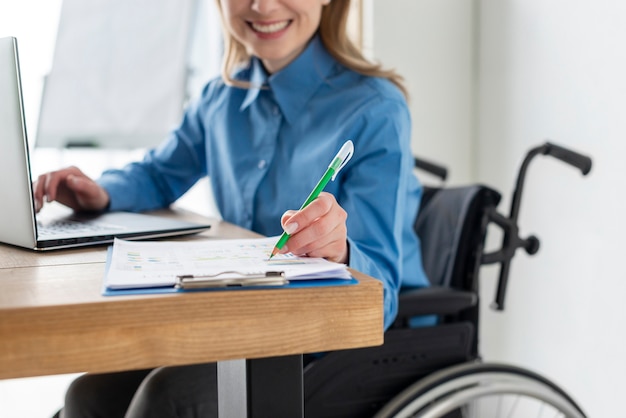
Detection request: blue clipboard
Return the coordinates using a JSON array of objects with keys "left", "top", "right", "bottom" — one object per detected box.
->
[{"left": 101, "top": 246, "right": 358, "bottom": 296}]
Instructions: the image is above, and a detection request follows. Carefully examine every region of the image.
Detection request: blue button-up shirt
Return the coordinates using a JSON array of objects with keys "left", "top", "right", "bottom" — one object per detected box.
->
[{"left": 98, "top": 35, "right": 429, "bottom": 329}]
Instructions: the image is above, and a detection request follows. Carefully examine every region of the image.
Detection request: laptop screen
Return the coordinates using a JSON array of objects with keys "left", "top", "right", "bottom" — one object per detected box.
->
[{"left": 0, "top": 37, "right": 39, "bottom": 249}]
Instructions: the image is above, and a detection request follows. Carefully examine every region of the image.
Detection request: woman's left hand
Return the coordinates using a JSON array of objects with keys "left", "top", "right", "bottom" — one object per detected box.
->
[{"left": 278, "top": 192, "right": 348, "bottom": 264}]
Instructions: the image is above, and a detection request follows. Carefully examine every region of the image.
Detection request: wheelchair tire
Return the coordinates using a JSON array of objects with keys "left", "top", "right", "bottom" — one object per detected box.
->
[{"left": 373, "top": 362, "right": 586, "bottom": 418}]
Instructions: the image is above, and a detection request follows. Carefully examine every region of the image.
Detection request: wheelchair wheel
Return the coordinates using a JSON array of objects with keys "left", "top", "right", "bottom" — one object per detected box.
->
[{"left": 373, "top": 362, "right": 586, "bottom": 418}]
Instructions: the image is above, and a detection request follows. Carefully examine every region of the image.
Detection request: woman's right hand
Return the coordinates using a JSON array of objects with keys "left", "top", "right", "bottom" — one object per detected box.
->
[{"left": 33, "top": 166, "right": 110, "bottom": 213}]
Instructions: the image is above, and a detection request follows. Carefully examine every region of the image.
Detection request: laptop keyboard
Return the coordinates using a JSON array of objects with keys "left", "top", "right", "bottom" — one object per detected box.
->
[{"left": 37, "top": 219, "right": 123, "bottom": 237}]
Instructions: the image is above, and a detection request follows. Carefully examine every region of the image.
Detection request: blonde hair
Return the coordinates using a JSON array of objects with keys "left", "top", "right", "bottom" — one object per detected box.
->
[{"left": 216, "top": 0, "right": 408, "bottom": 99}]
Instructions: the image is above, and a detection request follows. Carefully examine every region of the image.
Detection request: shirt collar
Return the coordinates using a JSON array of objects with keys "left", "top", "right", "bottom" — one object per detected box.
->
[
  {"left": 240, "top": 35, "right": 337, "bottom": 125},
  {"left": 239, "top": 60, "right": 267, "bottom": 110}
]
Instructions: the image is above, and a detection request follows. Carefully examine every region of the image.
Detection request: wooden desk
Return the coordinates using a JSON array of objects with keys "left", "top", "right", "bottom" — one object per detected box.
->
[{"left": 0, "top": 210, "right": 384, "bottom": 417}]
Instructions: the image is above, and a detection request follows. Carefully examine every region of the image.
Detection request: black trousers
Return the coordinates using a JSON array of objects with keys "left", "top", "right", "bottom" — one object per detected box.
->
[
  {"left": 57, "top": 363, "right": 218, "bottom": 418},
  {"left": 55, "top": 355, "right": 319, "bottom": 418}
]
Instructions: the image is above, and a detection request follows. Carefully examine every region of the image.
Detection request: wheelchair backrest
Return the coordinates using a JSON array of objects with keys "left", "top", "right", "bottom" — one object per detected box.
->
[{"left": 415, "top": 185, "right": 501, "bottom": 290}]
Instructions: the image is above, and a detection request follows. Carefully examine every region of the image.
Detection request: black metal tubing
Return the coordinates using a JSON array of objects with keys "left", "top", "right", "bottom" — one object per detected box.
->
[
  {"left": 482, "top": 141, "right": 592, "bottom": 310},
  {"left": 414, "top": 156, "right": 448, "bottom": 181}
]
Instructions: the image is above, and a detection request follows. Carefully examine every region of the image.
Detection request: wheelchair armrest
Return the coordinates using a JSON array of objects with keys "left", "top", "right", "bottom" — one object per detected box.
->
[{"left": 396, "top": 286, "right": 477, "bottom": 320}]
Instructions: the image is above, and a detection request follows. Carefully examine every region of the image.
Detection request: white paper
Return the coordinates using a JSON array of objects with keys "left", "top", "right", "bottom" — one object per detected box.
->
[{"left": 105, "top": 237, "right": 351, "bottom": 289}]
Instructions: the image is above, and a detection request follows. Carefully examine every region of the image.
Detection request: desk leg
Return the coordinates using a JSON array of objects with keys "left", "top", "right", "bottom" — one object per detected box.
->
[
  {"left": 247, "top": 355, "right": 303, "bottom": 418},
  {"left": 217, "top": 359, "right": 248, "bottom": 418},
  {"left": 217, "top": 355, "right": 303, "bottom": 418}
]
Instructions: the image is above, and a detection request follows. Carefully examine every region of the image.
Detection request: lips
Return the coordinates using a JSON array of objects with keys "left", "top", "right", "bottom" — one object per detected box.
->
[{"left": 249, "top": 20, "right": 291, "bottom": 36}]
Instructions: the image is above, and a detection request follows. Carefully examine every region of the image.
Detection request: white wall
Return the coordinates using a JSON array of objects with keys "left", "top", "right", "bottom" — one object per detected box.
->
[
  {"left": 366, "top": 0, "right": 476, "bottom": 185},
  {"left": 477, "top": 1, "right": 626, "bottom": 416},
  {"left": 370, "top": 0, "right": 626, "bottom": 416},
  {"left": 0, "top": 0, "right": 62, "bottom": 144}
]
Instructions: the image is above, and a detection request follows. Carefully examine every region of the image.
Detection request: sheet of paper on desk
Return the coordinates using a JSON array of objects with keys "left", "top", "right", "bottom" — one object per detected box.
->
[{"left": 104, "top": 237, "right": 351, "bottom": 290}]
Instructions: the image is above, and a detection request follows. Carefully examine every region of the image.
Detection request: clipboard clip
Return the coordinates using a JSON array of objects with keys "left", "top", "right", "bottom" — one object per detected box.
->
[{"left": 175, "top": 271, "right": 288, "bottom": 289}]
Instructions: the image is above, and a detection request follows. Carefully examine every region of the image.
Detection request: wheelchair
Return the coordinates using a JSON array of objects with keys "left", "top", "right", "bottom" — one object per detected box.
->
[{"left": 304, "top": 142, "right": 592, "bottom": 418}]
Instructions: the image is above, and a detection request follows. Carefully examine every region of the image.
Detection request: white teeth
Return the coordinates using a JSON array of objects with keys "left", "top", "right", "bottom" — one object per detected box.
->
[{"left": 251, "top": 21, "right": 289, "bottom": 34}]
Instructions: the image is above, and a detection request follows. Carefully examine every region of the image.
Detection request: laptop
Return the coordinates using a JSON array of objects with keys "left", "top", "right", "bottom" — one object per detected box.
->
[{"left": 0, "top": 36, "right": 211, "bottom": 250}]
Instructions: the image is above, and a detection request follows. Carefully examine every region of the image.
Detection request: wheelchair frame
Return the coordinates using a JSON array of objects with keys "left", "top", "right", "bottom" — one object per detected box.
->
[{"left": 303, "top": 142, "right": 591, "bottom": 418}]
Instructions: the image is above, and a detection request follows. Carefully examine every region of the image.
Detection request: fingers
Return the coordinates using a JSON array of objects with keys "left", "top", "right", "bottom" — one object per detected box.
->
[
  {"left": 32, "top": 167, "right": 109, "bottom": 212},
  {"left": 280, "top": 210, "right": 298, "bottom": 230},
  {"left": 279, "top": 193, "right": 349, "bottom": 263},
  {"left": 32, "top": 175, "right": 45, "bottom": 213},
  {"left": 33, "top": 170, "right": 69, "bottom": 212}
]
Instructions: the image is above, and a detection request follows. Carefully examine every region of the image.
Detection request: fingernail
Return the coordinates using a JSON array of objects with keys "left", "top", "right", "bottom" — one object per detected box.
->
[{"left": 284, "top": 222, "right": 298, "bottom": 235}]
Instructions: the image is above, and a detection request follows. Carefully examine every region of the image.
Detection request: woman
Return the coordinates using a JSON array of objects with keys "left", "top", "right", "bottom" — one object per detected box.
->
[{"left": 39, "top": 0, "right": 429, "bottom": 416}]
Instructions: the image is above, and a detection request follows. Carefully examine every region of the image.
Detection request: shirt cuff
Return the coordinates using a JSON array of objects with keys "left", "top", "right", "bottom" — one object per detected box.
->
[{"left": 347, "top": 237, "right": 398, "bottom": 331}]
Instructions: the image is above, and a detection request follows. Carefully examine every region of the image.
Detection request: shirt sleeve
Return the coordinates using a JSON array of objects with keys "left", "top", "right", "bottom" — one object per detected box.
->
[
  {"left": 338, "top": 93, "right": 425, "bottom": 330},
  {"left": 97, "top": 87, "right": 211, "bottom": 212}
]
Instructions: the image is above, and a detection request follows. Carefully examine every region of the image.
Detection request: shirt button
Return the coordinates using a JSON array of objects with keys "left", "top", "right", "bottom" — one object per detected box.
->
[{"left": 258, "top": 160, "right": 266, "bottom": 169}]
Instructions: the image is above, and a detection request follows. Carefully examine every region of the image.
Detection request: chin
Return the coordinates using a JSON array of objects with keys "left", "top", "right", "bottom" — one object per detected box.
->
[{"left": 253, "top": 47, "right": 292, "bottom": 62}]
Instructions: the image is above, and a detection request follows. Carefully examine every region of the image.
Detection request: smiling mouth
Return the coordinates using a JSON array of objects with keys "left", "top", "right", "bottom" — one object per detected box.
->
[{"left": 249, "top": 20, "right": 291, "bottom": 34}]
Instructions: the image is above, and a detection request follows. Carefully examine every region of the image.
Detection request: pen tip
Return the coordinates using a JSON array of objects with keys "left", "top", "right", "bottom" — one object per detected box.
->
[{"left": 268, "top": 247, "right": 279, "bottom": 260}]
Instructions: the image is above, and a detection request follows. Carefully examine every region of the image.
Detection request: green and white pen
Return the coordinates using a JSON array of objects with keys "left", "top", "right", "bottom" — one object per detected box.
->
[{"left": 268, "top": 140, "right": 355, "bottom": 259}]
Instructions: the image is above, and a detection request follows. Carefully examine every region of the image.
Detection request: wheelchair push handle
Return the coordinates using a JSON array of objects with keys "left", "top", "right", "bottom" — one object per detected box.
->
[
  {"left": 487, "top": 141, "right": 592, "bottom": 311},
  {"left": 542, "top": 142, "right": 592, "bottom": 175},
  {"left": 414, "top": 156, "right": 448, "bottom": 181}
]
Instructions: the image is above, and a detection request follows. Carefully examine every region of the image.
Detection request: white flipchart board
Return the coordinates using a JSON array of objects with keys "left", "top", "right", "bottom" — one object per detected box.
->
[{"left": 36, "top": 0, "right": 196, "bottom": 149}]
